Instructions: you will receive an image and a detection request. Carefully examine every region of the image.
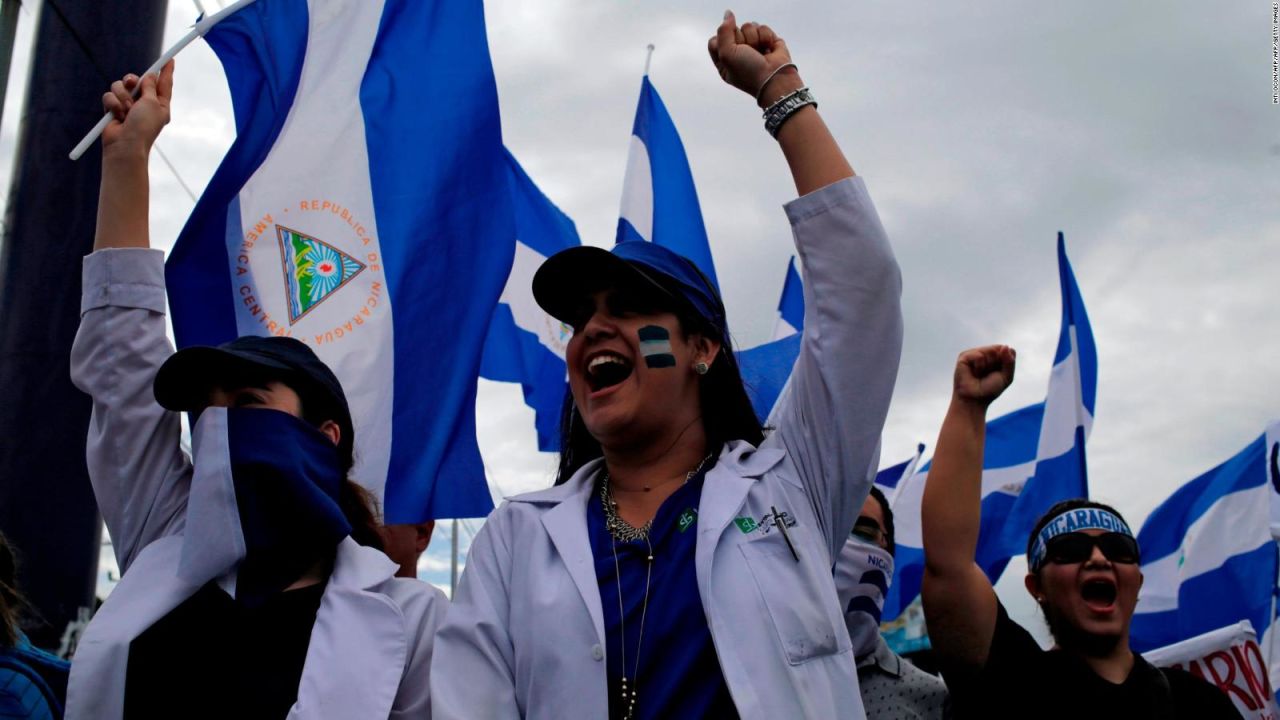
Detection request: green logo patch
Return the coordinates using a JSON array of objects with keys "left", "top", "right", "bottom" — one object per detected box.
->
[
  {"left": 734, "top": 517, "right": 758, "bottom": 534},
  {"left": 678, "top": 509, "right": 698, "bottom": 533}
]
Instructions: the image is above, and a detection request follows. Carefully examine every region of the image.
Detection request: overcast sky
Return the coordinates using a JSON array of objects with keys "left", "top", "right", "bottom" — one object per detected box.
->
[{"left": 2, "top": 1, "right": 1276, "bottom": 637}]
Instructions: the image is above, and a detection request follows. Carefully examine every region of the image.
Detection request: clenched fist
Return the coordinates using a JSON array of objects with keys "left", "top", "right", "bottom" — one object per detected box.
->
[
  {"left": 708, "top": 10, "right": 800, "bottom": 107},
  {"left": 101, "top": 60, "right": 174, "bottom": 156},
  {"left": 953, "top": 345, "right": 1016, "bottom": 406}
]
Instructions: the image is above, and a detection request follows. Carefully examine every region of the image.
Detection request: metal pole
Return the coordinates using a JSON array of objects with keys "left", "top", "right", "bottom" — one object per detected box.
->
[
  {"left": 1267, "top": 539, "right": 1279, "bottom": 689},
  {"left": 643, "top": 43, "right": 654, "bottom": 77},
  {"left": 0, "top": 0, "right": 19, "bottom": 131},
  {"left": 450, "top": 519, "right": 459, "bottom": 595},
  {"left": 0, "top": 0, "right": 168, "bottom": 649}
]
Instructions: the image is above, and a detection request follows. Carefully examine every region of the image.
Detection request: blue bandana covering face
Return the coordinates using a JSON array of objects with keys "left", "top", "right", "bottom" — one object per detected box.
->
[
  {"left": 1028, "top": 507, "right": 1134, "bottom": 572},
  {"left": 226, "top": 408, "right": 352, "bottom": 606}
]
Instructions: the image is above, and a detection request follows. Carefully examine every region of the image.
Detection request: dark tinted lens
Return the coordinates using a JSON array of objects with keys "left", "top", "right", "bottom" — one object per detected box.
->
[
  {"left": 607, "top": 286, "right": 664, "bottom": 317},
  {"left": 1046, "top": 532, "right": 1140, "bottom": 566},
  {"left": 1096, "top": 533, "right": 1140, "bottom": 564},
  {"left": 1045, "top": 533, "right": 1095, "bottom": 565},
  {"left": 852, "top": 517, "right": 883, "bottom": 544}
]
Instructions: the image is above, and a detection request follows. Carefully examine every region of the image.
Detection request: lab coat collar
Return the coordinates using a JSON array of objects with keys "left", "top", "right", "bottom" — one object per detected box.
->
[
  {"left": 291, "top": 537, "right": 407, "bottom": 719},
  {"left": 508, "top": 444, "right": 784, "bottom": 656},
  {"left": 508, "top": 442, "right": 784, "bottom": 508},
  {"left": 532, "top": 460, "right": 608, "bottom": 648},
  {"left": 856, "top": 636, "right": 903, "bottom": 678},
  {"left": 698, "top": 441, "right": 785, "bottom": 538}
]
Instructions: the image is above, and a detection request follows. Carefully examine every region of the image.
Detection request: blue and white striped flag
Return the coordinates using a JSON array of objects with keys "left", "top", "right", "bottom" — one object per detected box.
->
[
  {"left": 771, "top": 256, "right": 804, "bottom": 341},
  {"left": 875, "top": 443, "right": 926, "bottom": 505},
  {"left": 166, "top": 0, "right": 514, "bottom": 522},
  {"left": 480, "top": 151, "right": 581, "bottom": 453},
  {"left": 884, "top": 233, "right": 1096, "bottom": 620},
  {"left": 1131, "top": 422, "right": 1280, "bottom": 695},
  {"left": 616, "top": 75, "right": 718, "bottom": 288},
  {"left": 738, "top": 257, "right": 806, "bottom": 421}
]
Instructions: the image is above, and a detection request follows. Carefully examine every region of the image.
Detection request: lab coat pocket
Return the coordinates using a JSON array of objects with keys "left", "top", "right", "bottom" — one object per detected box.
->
[{"left": 739, "top": 536, "right": 843, "bottom": 665}]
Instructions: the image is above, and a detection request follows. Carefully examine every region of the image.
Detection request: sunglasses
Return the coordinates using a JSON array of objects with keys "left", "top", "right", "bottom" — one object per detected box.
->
[
  {"left": 852, "top": 517, "right": 886, "bottom": 546},
  {"left": 1043, "top": 532, "right": 1140, "bottom": 567}
]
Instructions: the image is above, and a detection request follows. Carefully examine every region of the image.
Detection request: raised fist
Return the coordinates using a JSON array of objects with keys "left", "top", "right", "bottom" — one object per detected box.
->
[
  {"left": 953, "top": 345, "right": 1016, "bottom": 406},
  {"left": 707, "top": 11, "right": 797, "bottom": 104},
  {"left": 101, "top": 60, "right": 174, "bottom": 154}
]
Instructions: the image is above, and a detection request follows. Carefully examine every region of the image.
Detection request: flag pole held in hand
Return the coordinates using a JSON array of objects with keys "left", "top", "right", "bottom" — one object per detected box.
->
[{"left": 68, "top": 0, "right": 261, "bottom": 161}]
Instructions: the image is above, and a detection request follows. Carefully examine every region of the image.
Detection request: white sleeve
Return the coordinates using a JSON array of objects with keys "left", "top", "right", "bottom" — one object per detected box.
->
[
  {"left": 763, "top": 177, "right": 904, "bottom": 565},
  {"left": 70, "top": 248, "right": 192, "bottom": 573},
  {"left": 429, "top": 507, "right": 522, "bottom": 720}
]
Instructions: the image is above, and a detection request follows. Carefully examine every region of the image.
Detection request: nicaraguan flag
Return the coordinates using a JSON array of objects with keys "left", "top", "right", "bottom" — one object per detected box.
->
[
  {"left": 1131, "top": 422, "right": 1280, "bottom": 695},
  {"left": 737, "top": 257, "right": 807, "bottom": 421},
  {"left": 616, "top": 75, "right": 719, "bottom": 288},
  {"left": 480, "top": 150, "right": 581, "bottom": 453},
  {"left": 771, "top": 256, "right": 805, "bottom": 340},
  {"left": 874, "top": 443, "right": 926, "bottom": 505},
  {"left": 166, "top": 0, "right": 514, "bottom": 522},
  {"left": 884, "top": 233, "right": 1097, "bottom": 620}
]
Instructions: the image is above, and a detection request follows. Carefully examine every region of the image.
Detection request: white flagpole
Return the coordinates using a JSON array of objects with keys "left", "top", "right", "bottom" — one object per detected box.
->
[
  {"left": 68, "top": 0, "right": 261, "bottom": 161},
  {"left": 1268, "top": 537, "right": 1280, "bottom": 688},
  {"left": 889, "top": 443, "right": 927, "bottom": 506},
  {"left": 643, "top": 43, "right": 655, "bottom": 77},
  {"left": 450, "top": 519, "right": 459, "bottom": 595}
]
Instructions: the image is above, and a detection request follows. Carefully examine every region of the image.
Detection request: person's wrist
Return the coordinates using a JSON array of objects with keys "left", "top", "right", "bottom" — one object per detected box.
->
[
  {"left": 756, "top": 70, "right": 803, "bottom": 109},
  {"left": 950, "top": 393, "right": 993, "bottom": 417},
  {"left": 102, "top": 138, "right": 151, "bottom": 165}
]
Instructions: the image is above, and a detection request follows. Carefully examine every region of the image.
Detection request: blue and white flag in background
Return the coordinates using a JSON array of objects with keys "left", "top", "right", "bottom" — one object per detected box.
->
[
  {"left": 771, "top": 256, "right": 805, "bottom": 340},
  {"left": 874, "top": 443, "right": 926, "bottom": 505},
  {"left": 616, "top": 75, "right": 719, "bottom": 288},
  {"left": 884, "top": 233, "right": 1097, "bottom": 620},
  {"left": 480, "top": 151, "right": 581, "bottom": 453},
  {"left": 166, "top": 0, "right": 514, "bottom": 522},
  {"left": 738, "top": 257, "right": 806, "bottom": 420},
  {"left": 1130, "top": 422, "right": 1280, "bottom": 694}
]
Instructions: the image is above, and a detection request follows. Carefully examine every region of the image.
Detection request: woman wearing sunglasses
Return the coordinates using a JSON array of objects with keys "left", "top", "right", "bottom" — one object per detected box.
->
[
  {"left": 432, "top": 11, "right": 903, "bottom": 720},
  {"left": 919, "top": 345, "right": 1239, "bottom": 718}
]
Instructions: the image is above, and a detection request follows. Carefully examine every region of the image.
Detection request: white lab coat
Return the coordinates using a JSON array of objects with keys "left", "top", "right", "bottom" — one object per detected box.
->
[
  {"left": 431, "top": 176, "right": 904, "bottom": 720},
  {"left": 66, "top": 248, "right": 445, "bottom": 719}
]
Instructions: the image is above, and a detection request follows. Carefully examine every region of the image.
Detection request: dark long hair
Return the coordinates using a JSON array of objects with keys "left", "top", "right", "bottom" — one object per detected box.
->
[
  {"left": 554, "top": 290, "right": 764, "bottom": 485},
  {"left": 0, "top": 531, "right": 30, "bottom": 648}
]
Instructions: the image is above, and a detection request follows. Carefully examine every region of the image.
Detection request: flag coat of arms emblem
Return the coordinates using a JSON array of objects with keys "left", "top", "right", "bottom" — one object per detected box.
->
[{"left": 277, "top": 225, "right": 367, "bottom": 323}]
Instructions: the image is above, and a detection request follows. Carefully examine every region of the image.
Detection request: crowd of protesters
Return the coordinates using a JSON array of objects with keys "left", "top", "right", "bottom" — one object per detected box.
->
[{"left": 0, "top": 9, "right": 1242, "bottom": 720}]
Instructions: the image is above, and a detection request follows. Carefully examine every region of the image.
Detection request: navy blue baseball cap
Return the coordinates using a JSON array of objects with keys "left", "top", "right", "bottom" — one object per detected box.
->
[
  {"left": 153, "top": 336, "right": 353, "bottom": 446},
  {"left": 533, "top": 240, "right": 727, "bottom": 335}
]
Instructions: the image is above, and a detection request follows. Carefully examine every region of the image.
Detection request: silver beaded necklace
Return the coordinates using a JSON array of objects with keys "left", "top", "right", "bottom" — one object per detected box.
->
[{"left": 599, "top": 454, "right": 713, "bottom": 720}]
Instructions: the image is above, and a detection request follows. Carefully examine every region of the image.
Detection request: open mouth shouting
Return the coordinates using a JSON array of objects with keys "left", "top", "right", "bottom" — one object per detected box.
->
[
  {"left": 1079, "top": 576, "right": 1119, "bottom": 613},
  {"left": 585, "top": 351, "right": 634, "bottom": 394}
]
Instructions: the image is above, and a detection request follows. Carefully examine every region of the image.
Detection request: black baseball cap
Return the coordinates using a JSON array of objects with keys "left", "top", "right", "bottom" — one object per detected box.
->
[{"left": 153, "top": 336, "right": 353, "bottom": 451}]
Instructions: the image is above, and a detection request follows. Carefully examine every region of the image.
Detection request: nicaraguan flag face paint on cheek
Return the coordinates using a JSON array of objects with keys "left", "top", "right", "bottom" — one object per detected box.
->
[{"left": 638, "top": 325, "right": 677, "bottom": 368}]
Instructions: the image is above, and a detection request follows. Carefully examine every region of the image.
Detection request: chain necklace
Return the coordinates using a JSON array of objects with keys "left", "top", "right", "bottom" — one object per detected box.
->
[
  {"left": 599, "top": 453, "right": 713, "bottom": 719},
  {"left": 610, "top": 531, "right": 653, "bottom": 720},
  {"left": 599, "top": 454, "right": 714, "bottom": 543}
]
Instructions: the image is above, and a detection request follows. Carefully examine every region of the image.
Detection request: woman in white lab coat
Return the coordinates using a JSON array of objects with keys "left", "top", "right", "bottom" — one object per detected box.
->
[
  {"left": 65, "top": 62, "right": 444, "bottom": 719},
  {"left": 431, "top": 12, "right": 904, "bottom": 720}
]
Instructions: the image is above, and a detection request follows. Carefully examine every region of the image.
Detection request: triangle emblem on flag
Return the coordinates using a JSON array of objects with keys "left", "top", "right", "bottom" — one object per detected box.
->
[{"left": 276, "top": 225, "right": 366, "bottom": 324}]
